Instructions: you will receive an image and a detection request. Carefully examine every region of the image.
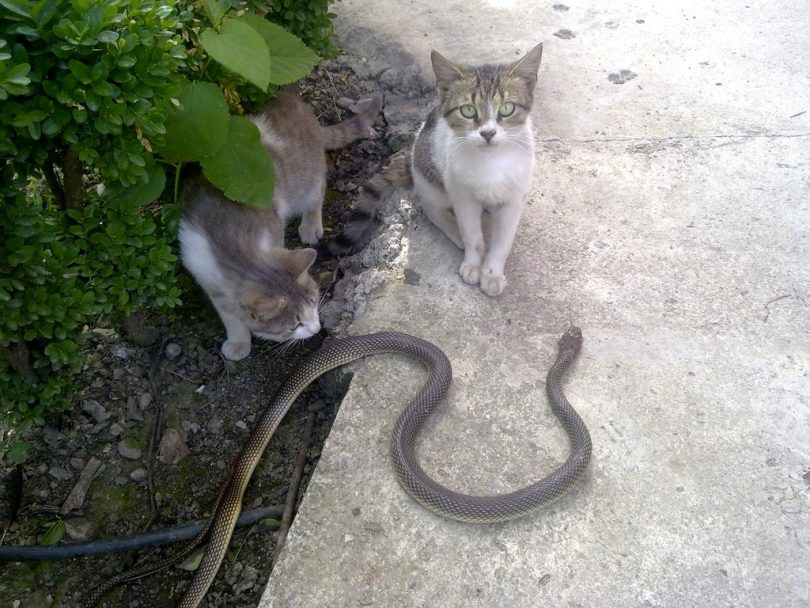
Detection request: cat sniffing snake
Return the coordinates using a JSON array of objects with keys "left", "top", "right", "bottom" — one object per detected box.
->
[{"left": 85, "top": 328, "right": 591, "bottom": 607}]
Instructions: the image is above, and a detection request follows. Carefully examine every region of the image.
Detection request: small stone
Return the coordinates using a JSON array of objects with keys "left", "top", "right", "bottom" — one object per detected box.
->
[
  {"left": 156, "top": 428, "right": 189, "bottom": 465},
  {"left": 113, "top": 367, "right": 125, "bottom": 380},
  {"left": 165, "top": 342, "right": 182, "bottom": 360},
  {"left": 64, "top": 517, "right": 93, "bottom": 541},
  {"left": 48, "top": 466, "right": 73, "bottom": 482},
  {"left": 114, "top": 475, "right": 129, "bottom": 486},
  {"left": 82, "top": 400, "right": 109, "bottom": 424},
  {"left": 126, "top": 397, "right": 144, "bottom": 422},
  {"left": 109, "top": 422, "right": 124, "bottom": 437},
  {"left": 138, "top": 392, "right": 153, "bottom": 409},
  {"left": 42, "top": 426, "right": 65, "bottom": 448},
  {"left": 233, "top": 565, "right": 259, "bottom": 594},
  {"left": 235, "top": 420, "right": 248, "bottom": 431},
  {"left": 69, "top": 457, "right": 85, "bottom": 471},
  {"left": 117, "top": 438, "right": 142, "bottom": 460},
  {"left": 181, "top": 420, "right": 200, "bottom": 435},
  {"left": 114, "top": 344, "right": 130, "bottom": 359},
  {"left": 129, "top": 468, "right": 148, "bottom": 482}
]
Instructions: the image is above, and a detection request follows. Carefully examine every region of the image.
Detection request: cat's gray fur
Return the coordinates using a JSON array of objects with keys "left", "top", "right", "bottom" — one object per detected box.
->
[{"left": 179, "top": 91, "right": 382, "bottom": 360}]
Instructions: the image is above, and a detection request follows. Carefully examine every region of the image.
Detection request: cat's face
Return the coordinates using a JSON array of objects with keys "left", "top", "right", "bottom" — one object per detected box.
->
[
  {"left": 431, "top": 44, "right": 543, "bottom": 148},
  {"left": 240, "top": 248, "right": 321, "bottom": 343}
]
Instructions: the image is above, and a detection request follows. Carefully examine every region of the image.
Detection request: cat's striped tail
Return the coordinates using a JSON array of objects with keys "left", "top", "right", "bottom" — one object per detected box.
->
[
  {"left": 321, "top": 95, "right": 384, "bottom": 150},
  {"left": 317, "top": 151, "right": 412, "bottom": 258}
]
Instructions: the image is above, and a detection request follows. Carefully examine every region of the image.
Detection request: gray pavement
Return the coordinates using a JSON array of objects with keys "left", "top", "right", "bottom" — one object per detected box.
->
[{"left": 260, "top": 1, "right": 810, "bottom": 606}]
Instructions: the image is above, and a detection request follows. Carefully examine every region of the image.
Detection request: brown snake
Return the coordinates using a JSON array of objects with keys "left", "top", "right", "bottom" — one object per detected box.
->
[{"left": 85, "top": 328, "right": 591, "bottom": 607}]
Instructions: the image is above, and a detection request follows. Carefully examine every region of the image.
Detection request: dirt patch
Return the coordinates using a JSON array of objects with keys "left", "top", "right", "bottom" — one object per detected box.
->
[{"left": 0, "top": 58, "right": 406, "bottom": 608}]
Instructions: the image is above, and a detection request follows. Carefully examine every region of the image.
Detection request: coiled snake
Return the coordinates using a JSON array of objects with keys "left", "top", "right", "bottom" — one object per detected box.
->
[{"left": 85, "top": 328, "right": 591, "bottom": 607}]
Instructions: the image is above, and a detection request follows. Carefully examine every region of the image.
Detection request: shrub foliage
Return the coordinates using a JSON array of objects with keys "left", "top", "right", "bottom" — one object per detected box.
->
[{"left": 0, "top": 0, "right": 327, "bottom": 461}]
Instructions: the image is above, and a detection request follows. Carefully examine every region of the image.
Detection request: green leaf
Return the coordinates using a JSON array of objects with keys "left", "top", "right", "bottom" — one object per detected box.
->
[
  {"left": 0, "top": 0, "right": 30, "bottom": 18},
  {"left": 201, "top": 115, "right": 275, "bottom": 207},
  {"left": 68, "top": 60, "right": 93, "bottom": 84},
  {"left": 200, "top": 19, "right": 271, "bottom": 91},
  {"left": 97, "top": 30, "right": 119, "bottom": 43},
  {"left": 39, "top": 519, "right": 66, "bottom": 546},
  {"left": 237, "top": 15, "right": 319, "bottom": 85},
  {"left": 202, "top": 0, "right": 228, "bottom": 26},
  {"left": 10, "top": 110, "right": 45, "bottom": 127},
  {"left": 4, "top": 62, "right": 32, "bottom": 85},
  {"left": 110, "top": 164, "right": 166, "bottom": 206},
  {"left": 160, "top": 81, "right": 229, "bottom": 163},
  {"left": 6, "top": 440, "right": 32, "bottom": 464}
]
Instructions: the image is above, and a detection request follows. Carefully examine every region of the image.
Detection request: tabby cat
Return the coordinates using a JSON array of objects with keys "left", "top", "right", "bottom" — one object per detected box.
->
[
  {"left": 179, "top": 91, "right": 382, "bottom": 360},
  {"left": 320, "top": 44, "right": 543, "bottom": 297}
]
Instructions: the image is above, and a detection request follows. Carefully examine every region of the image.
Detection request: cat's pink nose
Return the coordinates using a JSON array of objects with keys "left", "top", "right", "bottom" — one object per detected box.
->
[{"left": 479, "top": 128, "right": 496, "bottom": 142}]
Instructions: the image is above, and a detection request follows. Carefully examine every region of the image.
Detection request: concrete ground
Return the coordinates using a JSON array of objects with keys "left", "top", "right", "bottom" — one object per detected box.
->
[{"left": 261, "top": 1, "right": 809, "bottom": 607}]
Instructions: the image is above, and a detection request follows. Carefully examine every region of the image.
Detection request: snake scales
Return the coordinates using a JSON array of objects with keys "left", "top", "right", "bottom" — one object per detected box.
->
[{"left": 85, "top": 328, "right": 591, "bottom": 607}]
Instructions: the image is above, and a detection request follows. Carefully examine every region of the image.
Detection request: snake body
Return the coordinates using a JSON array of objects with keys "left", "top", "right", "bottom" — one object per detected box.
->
[{"left": 86, "top": 328, "right": 591, "bottom": 607}]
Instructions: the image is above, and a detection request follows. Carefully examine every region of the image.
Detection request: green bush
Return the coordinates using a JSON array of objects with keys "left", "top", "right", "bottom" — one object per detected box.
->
[
  {"left": 257, "top": 0, "right": 339, "bottom": 59},
  {"left": 0, "top": 180, "right": 180, "bottom": 462},
  {"left": 0, "top": 0, "right": 188, "bottom": 199},
  {"left": 0, "top": 0, "right": 332, "bottom": 461}
]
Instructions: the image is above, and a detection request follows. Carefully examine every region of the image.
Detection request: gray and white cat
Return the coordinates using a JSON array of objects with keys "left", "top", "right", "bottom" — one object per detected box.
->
[
  {"left": 320, "top": 44, "right": 543, "bottom": 296},
  {"left": 179, "top": 91, "right": 382, "bottom": 360}
]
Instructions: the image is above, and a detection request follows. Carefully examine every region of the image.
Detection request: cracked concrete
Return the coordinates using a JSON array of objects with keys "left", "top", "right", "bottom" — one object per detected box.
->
[{"left": 260, "top": 1, "right": 810, "bottom": 606}]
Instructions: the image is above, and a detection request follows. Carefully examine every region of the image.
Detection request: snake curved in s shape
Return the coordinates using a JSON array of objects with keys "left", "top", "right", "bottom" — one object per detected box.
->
[{"left": 86, "top": 328, "right": 591, "bottom": 607}]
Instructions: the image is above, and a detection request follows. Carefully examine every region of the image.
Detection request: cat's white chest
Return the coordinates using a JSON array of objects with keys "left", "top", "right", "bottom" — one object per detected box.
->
[{"left": 436, "top": 121, "right": 534, "bottom": 206}]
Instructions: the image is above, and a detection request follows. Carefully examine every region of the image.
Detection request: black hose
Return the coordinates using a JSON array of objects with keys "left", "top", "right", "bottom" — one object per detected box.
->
[{"left": 0, "top": 504, "right": 284, "bottom": 562}]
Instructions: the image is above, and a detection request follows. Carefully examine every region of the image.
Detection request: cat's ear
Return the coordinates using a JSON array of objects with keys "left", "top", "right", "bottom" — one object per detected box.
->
[
  {"left": 271, "top": 247, "right": 316, "bottom": 280},
  {"left": 431, "top": 50, "right": 465, "bottom": 100},
  {"left": 287, "top": 248, "right": 316, "bottom": 280},
  {"left": 241, "top": 291, "right": 287, "bottom": 321},
  {"left": 509, "top": 43, "right": 543, "bottom": 84}
]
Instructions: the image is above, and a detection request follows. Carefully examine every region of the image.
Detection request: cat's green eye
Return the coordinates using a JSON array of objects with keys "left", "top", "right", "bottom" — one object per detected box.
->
[
  {"left": 459, "top": 104, "right": 477, "bottom": 119},
  {"left": 498, "top": 102, "right": 516, "bottom": 117}
]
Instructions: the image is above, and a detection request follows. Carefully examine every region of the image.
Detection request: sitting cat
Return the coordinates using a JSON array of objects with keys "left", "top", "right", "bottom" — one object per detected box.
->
[
  {"left": 179, "top": 91, "right": 382, "bottom": 360},
  {"left": 319, "top": 44, "right": 543, "bottom": 297}
]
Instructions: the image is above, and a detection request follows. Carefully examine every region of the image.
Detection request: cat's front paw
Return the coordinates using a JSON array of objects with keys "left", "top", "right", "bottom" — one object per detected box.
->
[
  {"left": 459, "top": 262, "right": 481, "bottom": 285},
  {"left": 298, "top": 223, "right": 324, "bottom": 245},
  {"left": 222, "top": 340, "right": 251, "bottom": 361},
  {"left": 480, "top": 272, "right": 506, "bottom": 296}
]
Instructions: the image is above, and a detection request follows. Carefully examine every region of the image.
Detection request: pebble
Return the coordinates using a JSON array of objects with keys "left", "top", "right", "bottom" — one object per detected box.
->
[
  {"left": 42, "top": 426, "right": 65, "bottom": 448},
  {"left": 165, "top": 342, "right": 182, "bottom": 360},
  {"left": 129, "top": 468, "right": 148, "bottom": 482},
  {"left": 64, "top": 517, "right": 93, "bottom": 541},
  {"left": 82, "top": 400, "right": 109, "bottom": 424},
  {"left": 109, "top": 422, "right": 124, "bottom": 437},
  {"left": 138, "top": 392, "right": 153, "bottom": 409},
  {"left": 235, "top": 420, "right": 248, "bottom": 430},
  {"left": 156, "top": 428, "right": 189, "bottom": 465},
  {"left": 117, "top": 439, "right": 142, "bottom": 460},
  {"left": 113, "top": 368, "right": 125, "bottom": 380},
  {"left": 48, "top": 466, "right": 73, "bottom": 481},
  {"left": 70, "top": 457, "right": 85, "bottom": 471},
  {"left": 126, "top": 397, "right": 144, "bottom": 422},
  {"left": 232, "top": 564, "right": 259, "bottom": 593},
  {"left": 181, "top": 420, "right": 200, "bottom": 435},
  {"left": 114, "top": 344, "right": 130, "bottom": 359}
]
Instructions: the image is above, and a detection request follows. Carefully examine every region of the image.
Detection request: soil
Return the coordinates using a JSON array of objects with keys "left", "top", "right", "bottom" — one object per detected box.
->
[{"left": 0, "top": 58, "right": 404, "bottom": 608}]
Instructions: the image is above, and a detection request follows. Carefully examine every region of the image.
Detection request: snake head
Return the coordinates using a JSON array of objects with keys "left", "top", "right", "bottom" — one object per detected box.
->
[{"left": 559, "top": 326, "right": 583, "bottom": 357}]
